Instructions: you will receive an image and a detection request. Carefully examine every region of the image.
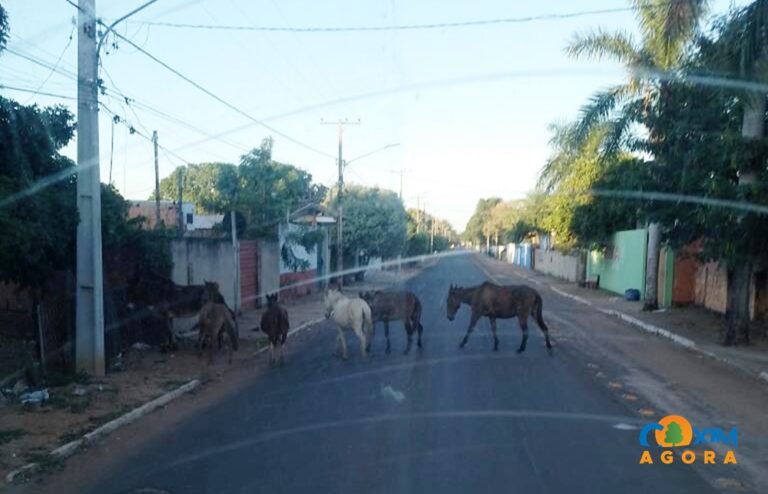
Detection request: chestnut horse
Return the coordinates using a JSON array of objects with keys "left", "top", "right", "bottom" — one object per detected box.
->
[{"left": 446, "top": 282, "right": 552, "bottom": 353}]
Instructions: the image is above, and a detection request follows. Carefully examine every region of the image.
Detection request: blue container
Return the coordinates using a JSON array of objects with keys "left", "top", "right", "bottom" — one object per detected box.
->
[{"left": 624, "top": 289, "right": 641, "bottom": 301}]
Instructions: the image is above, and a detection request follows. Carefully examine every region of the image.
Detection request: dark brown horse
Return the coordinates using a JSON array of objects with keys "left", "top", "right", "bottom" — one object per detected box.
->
[
  {"left": 127, "top": 271, "right": 233, "bottom": 350},
  {"left": 446, "top": 282, "right": 552, "bottom": 353},
  {"left": 360, "top": 290, "right": 423, "bottom": 354},
  {"left": 259, "top": 293, "right": 290, "bottom": 365}
]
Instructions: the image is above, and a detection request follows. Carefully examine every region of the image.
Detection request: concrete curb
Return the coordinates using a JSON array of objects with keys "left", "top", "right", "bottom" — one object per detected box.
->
[
  {"left": 548, "top": 286, "right": 768, "bottom": 383},
  {"left": 253, "top": 317, "right": 326, "bottom": 356},
  {"left": 5, "top": 379, "right": 201, "bottom": 484}
]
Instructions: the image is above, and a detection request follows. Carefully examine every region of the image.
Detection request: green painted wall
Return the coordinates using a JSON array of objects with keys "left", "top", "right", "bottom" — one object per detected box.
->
[{"left": 586, "top": 228, "right": 647, "bottom": 297}]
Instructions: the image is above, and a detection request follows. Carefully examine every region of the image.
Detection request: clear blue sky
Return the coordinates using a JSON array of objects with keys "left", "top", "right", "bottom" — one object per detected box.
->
[{"left": 0, "top": 0, "right": 744, "bottom": 230}]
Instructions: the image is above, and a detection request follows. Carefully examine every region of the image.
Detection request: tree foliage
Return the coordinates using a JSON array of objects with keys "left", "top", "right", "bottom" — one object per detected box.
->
[
  {"left": 157, "top": 139, "right": 318, "bottom": 239},
  {"left": 328, "top": 185, "right": 407, "bottom": 264}
]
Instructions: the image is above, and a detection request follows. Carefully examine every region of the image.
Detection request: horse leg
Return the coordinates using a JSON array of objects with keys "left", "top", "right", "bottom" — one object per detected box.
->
[
  {"left": 338, "top": 329, "right": 349, "bottom": 360},
  {"left": 490, "top": 317, "right": 499, "bottom": 351},
  {"left": 384, "top": 319, "right": 391, "bottom": 354},
  {"left": 416, "top": 319, "right": 424, "bottom": 349},
  {"left": 517, "top": 316, "right": 529, "bottom": 353},
  {"left": 270, "top": 341, "right": 276, "bottom": 366},
  {"left": 355, "top": 325, "right": 368, "bottom": 359},
  {"left": 404, "top": 322, "right": 415, "bottom": 355},
  {"left": 459, "top": 312, "right": 481, "bottom": 349}
]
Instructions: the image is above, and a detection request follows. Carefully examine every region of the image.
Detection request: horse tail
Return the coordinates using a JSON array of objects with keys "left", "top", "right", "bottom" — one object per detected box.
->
[
  {"left": 363, "top": 304, "right": 374, "bottom": 334},
  {"left": 534, "top": 292, "right": 549, "bottom": 332}
]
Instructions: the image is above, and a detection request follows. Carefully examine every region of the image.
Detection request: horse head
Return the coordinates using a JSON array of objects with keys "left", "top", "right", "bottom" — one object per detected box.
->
[{"left": 446, "top": 284, "right": 463, "bottom": 321}]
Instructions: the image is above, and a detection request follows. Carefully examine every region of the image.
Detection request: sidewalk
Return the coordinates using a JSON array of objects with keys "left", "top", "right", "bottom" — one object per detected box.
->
[{"left": 476, "top": 254, "right": 768, "bottom": 384}]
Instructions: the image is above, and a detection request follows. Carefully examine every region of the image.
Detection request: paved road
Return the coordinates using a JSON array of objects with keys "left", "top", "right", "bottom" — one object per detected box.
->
[{"left": 53, "top": 254, "right": 732, "bottom": 493}]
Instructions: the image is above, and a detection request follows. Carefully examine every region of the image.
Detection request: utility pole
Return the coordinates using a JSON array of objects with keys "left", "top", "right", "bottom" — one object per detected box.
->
[
  {"left": 321, "top": 118, "right": 360, "bottom": 286},
  {"left": 153, "top": 130, "right": 160, "bottom": 227},
  {"left": 177, "top": 167, "right": 184, "bottom": 237},
  {"left": 231, "top": 207, "right": 239, "bottom": 318},
  {"left": 75, "top": 0, "right": 104, "bottom": 377},
  {"left": 416, "top": 196, "right": 421, "bottom": 233},
  {"left": 430, "top": 215, "right": 435, "bottom": 252}
]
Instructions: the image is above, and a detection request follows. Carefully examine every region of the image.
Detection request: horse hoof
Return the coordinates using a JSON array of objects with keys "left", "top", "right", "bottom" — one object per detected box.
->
[
  {"left": 385, "top": 347, "right": 391, "bottom": 354},
  {"left": 516, "top": 348, "right": 525, "bottom": 354}
]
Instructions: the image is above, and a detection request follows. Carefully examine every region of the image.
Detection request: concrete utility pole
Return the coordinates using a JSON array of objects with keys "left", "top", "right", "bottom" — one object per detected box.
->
[
  {"left": 76, "top": 0, "right": 104, "bottom": 376},
  {"left": 153, "top": 130, "right": 160, "bottom": 227},
  {"left": 430, "top": 216, "right": 435, "bottom": 252},
  {"left": 76, "top": 0, "right": 160, "bottom": 376},
  {"left": 321, "top": 118, "right": 360, "bottom": 286},
  {"left": 230, "top": 208, "right": 239, "bottom": 317},
  {"left": 177, "top": 167, "right": 184, "bottom": 237}
]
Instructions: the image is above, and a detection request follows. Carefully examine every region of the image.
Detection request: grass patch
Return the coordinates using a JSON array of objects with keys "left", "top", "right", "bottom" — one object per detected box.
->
[
  {"left": 45, "top": 369, "right": 90, "bottom": 388},
  {"left": 87, "top": 404, "right": 135, "bottom": 426},
  {"left": 47, "top": 390, "right": 93, "bottom": 414},
  {"left": 21, "top": 451, "right": 64, "bottom": 475},
  {"left": 0, "top": 428, "right": 27, "bottom": 445},
  {"left": 162, "top": 379, "right": 188, "bottom": 390}
]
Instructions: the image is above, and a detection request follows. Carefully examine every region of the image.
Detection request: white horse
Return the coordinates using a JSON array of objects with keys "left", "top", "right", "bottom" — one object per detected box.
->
[{"left": 324, "top": 288, "right": 373, "bottom": 359}]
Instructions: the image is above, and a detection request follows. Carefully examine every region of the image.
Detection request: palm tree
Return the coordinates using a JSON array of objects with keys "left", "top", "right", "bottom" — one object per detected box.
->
[
  {"left": 714, "top": 0, "right": 768, "bottom": 343},
  {"left": 565, "top": 0, "right": 709, "bottom": 310}
]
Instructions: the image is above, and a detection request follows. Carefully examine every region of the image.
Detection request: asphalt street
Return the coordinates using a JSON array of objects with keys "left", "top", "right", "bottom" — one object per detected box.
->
[{"left": 59, "top": 254, "right": 725, "bottom": 493}]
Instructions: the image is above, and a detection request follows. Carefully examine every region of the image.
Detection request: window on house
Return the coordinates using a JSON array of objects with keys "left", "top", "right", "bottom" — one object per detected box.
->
[{"left": 186, "top": 213, "right": 193, "bottom": 224}]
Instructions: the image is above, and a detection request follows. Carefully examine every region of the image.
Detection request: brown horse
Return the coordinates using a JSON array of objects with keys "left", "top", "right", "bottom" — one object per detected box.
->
[
  {"left": 446, "top": 282, "right": 552, "bottom": 353},
  {"left": 127, "top": 271, "right": 233, "bottom": 350},
  {"left": 360, "top": 290, "right": 424, "bottom": 354},
  {"left": 197, "top": 302, "right": 238, "bottom": 364},
  {"left": 259, "top": 293, "right": 290, "bottom": 365}
]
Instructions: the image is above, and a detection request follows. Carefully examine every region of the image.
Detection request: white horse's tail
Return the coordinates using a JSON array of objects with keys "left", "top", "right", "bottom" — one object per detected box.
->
[{"left": 362, "top": 304, "right": 374, "bottom": 335}]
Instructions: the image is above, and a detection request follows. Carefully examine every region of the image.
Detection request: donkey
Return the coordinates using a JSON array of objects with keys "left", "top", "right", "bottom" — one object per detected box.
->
[
  {"left": 324, "top": 288, "right": 373, "bottom": 359},
  {"left": 446, "top": 282, "right": 552, "bottom": 353},
  {"left": 359, "top": 290, "right": 424, "bottom": 354},
  {"left": 259, "top": 293, "right": 290, "bottom": 365},
  {"left": 197, "top": 302, "right": 239, "bottom": 364}
]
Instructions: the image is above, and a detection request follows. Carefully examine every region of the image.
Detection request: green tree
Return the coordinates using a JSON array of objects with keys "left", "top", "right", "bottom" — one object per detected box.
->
[
  {"left": 157, "top": 162, "right": 238, "bottom": 213},
  {"left": 157, "top": 139, "right": 317, "bottom": 239},
  {"left": 664, "top": 421, "right": 684, "bottom": 446},
  {"left": 710, "top": 0, "right": 768, "bottom": 342},
  {"left": 463, "top": 197, "right": 502, "bottom": 248},
  {"left": 328, "top": 185, "right": 407, "bottom": 267},
  {"left": 566, "top": 0, "right": 710, "bottom": 309}
]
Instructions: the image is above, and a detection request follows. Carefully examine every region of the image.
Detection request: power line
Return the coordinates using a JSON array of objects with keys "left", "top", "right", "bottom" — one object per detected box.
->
[
  {"left": 122, "top": 4, "right": 659, "bottom": 33},
  {"left": 23, "top": 22, "right": 77, "bottom": 104},
  {"left": 5, "top": 47, "right": 79, "bottom": 82},
  {"left": 0, "top": 84, "right": 76, "bottom": 100},
  {"left": 97, "top": 25, "right": 334, "bottom": 159}
]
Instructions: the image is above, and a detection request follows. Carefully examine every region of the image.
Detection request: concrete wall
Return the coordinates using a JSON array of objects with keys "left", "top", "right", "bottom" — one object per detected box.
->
[
  {"left": 587, "top": 228, "right": 647, "bottom": 297},
  {"left": 534, "top": 249, "right": 586, "bottom": 283},
  {"left": 171, "top": 238, "right": 237, "bottom": 308},
  {"left": 505, "top": 243, "right": 534, "bottom": 269},
  {"left": 694, "top": 261, "right": 728, "bottom": 315},
  {"left": 258, "top": 239, "right": 280, "bottom": 305}
]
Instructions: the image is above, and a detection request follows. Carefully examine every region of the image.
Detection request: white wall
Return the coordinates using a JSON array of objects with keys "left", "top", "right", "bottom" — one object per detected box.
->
[
  {"left": 171, "top": 238, "right": 237, "bottom": 307},
  {"left": 534, "top": 249, "right": 586, "bottom": 283}
]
